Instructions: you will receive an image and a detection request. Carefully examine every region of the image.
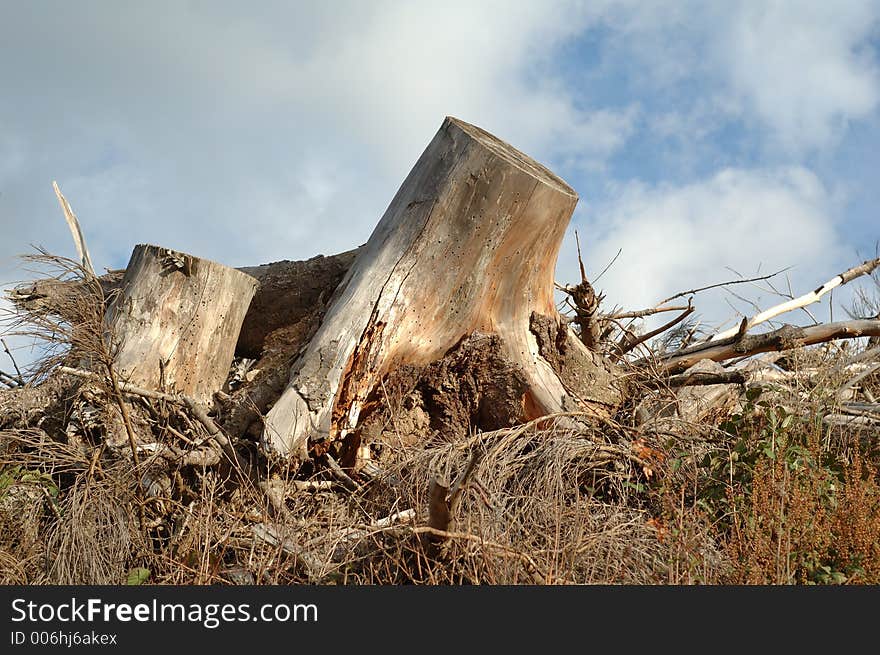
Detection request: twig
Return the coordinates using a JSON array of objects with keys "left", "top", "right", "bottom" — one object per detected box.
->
[
  {"left": 837, "top": 404, "right": 880, "bottom": 422},
  {"left": 53, "top": 181, "right": 96, "bottom": 277},
  {"left": 1, "top": 338, "right": 23, "bottom": 384},
  {"left": 617, "top": 301, "right": 695, "bottom": 356},
  {"left": 654, "top": 267, "right": 789, "bottom": 307},
  {"left": 104, "top": 363, "right": 141, "bottom": 469},
  {"left": 823, "top": 414, "right": 880, "bottom": 428},
  {"left": 593, "top": 247, "right": 622, "bottom": 284},
  {"left": 410, "top": 526, "right": 549, "bottom": 584},
  {"left": 0, "top": 370, "right": 21, "bottom": 388},
  {"left": 58, "top": 365, "right": 243, "bottom": 469},
  {"left": 606, "top": 305, "right": 689, "bottom": 320},
  {"left": 371, "top": 508, "right": 416, "bottom": 529},
  {"left": 838, "top": 362, "right": 880, "bottom": 400},
  {"left": 250, "top": 523, "right": 325, "bottom": 580},
  {"left": 324, "top": 453, "right": 359, "bottom": 492},
  {"left": 448, "top": 449, "right": 482, "bottom": 518},
  {"left": 575, "top": 230, "right": 587, "bottom": 284},
  {"left": 707, "top": 257, "right": 880, "bottom": 343}
]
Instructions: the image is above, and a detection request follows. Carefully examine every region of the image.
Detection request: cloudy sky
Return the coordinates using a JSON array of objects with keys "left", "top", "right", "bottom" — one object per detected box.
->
[{"left": 2, "top": 1, "right": 879, "bottom": 363}]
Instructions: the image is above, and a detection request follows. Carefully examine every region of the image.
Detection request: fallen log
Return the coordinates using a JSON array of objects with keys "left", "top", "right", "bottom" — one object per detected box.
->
[{"left": 263, "top": 116, "right": 622, "bottom": 460}]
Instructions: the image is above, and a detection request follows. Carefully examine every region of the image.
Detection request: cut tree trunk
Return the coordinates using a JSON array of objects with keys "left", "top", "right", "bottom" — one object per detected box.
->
[
  {"left": 262, "top": 116, "right": 622, "bottom": 460},
  {"left": 8, "top": 250, "right": 361, "bottom": 359},
  {"left": 105, "top": 244, "right": 258, "bottom": 404}
]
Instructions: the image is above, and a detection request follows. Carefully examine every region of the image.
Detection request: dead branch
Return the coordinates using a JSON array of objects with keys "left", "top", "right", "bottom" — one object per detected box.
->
[
  {"left": 606, "top": 305, "right": 689, "bottom": 320},
  {"left": 249, "top": 523, "right": 325, "bottom": 580},
  {"left": 654, "top": 267, "right": 789, "bottom": 307},
  {"left": 838, "top": 362, "right": 880, "bottom": 400},
  {"left": 617, "top": 301, "right": 695, "bottom": 356},
  {"left": 0, "top": 370, "right": 21, "bottom": 388},
  {"left": 708, "top": 257, "right": 880, "bottom": 343},
  {"left": 655, "top": 370, "right": 748, "bottom": 389},
  {"left": 658, "top": 319, "right": 880, "bottom": 373},
  {"left": 58, "top": 365, "right": 242, "bottom": 469},
  {"left": 409, "top": 526, "right": 548, "bottom": 584},
  {"left": 53, "top": 181, "right": 95, "bottom": 277},
  {"left": 1, "top": 338, "right": 24, "bottom": 384},
  {"left": 823, "top": 413, "right": 880, "bottom": 427},
  {"left": 324, "top": 453, "right": 359, "bottom": 492}
]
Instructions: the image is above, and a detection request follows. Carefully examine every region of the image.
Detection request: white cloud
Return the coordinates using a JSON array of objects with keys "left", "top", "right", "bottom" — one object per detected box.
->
[
  {"left": 562, "top": 166, "right": 849, "bottom": 328},
  {"left": 718, "top": 1, "right": 880, "bottom": 150},
  {"left": 597, "top": 0, "right": 880, "bottom": 152}
]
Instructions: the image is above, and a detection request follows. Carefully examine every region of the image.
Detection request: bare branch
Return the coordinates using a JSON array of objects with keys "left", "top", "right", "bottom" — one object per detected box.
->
[
  {"left": 605, "top": 305, "right": 689, "bottom": 320},
  {"left": 593, "top": 247, "right": 622, "bottom": 283},
  {"left": 618, "top": 301, "right": 695, "bottom": 356},
  {"left": 325, "top": 453, "right": 359, "bottom": 492},
  {"left": 57, "top": 365, "right": 243, "bottom": 470},
  {"left": 654, "top": 267, "right": 790, "bottom": 307},
  {"left": 574, "top": 229, "right": 587, "bottom": 284},
  {"left": 1, "top": 337, "right": 24, "bottom": 384},
  {"left": 658, "top": 319, "right": 880, "bottom": 373},
  {"left": 646, "top": 369, "right": 748, "bottom": 389},
  {"left": 707, "top": 257, "right": 880, "bottom": 343}
]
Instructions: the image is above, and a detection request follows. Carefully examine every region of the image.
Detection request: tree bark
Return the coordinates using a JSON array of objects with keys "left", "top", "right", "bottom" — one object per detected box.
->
[
  {"left": 262, "top": 116, "right": 622, "bottom": 460},
  {"left": 105, "top": 244, "right": 258, "bottom": 404}
]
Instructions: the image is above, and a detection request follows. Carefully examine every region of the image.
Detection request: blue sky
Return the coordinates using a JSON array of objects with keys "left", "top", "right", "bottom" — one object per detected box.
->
[{"left": 2, "top": 1, "right": 879, "bottom": 363}]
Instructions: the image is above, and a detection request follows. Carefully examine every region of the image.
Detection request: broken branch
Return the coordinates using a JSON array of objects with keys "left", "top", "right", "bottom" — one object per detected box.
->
[
  {"left": 1, "top": 338, "right": 23, "bottom": 384},
  {"left": 708, "top": 257, "right": 880, "bottom": 343},
  {"left": 617, "top": 301, "right": 695, "bottom": 356},
  {"left": 658, "top": 319, "right": 880, "bottom": 373},
  {"left": 53, "top": 181, "right": 96, "bottom": 277}
]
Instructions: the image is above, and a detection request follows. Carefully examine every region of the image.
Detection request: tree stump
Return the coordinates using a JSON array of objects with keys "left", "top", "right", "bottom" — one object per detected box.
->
[
  {"left": 106, "top": 245, "right": 258, "bottom": 404},
  {"left": 263, "top": 117, "right": 622, "bottom": 460}
]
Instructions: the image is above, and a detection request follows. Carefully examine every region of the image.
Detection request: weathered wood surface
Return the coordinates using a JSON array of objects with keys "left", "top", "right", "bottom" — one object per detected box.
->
[
  {"left": 105, "top": 244, "right": 258, "bottom": 404},
  {"left": 8, "top": 251, "right": 360, "bottom": 359},
  {"left": 262, "top": 116, "right": 621, "bottom": 459}
]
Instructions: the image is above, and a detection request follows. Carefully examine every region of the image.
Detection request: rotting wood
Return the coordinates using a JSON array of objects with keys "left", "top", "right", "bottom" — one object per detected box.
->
[{"left": 263, "top": 116, "right": 623, "bottom": 460}]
